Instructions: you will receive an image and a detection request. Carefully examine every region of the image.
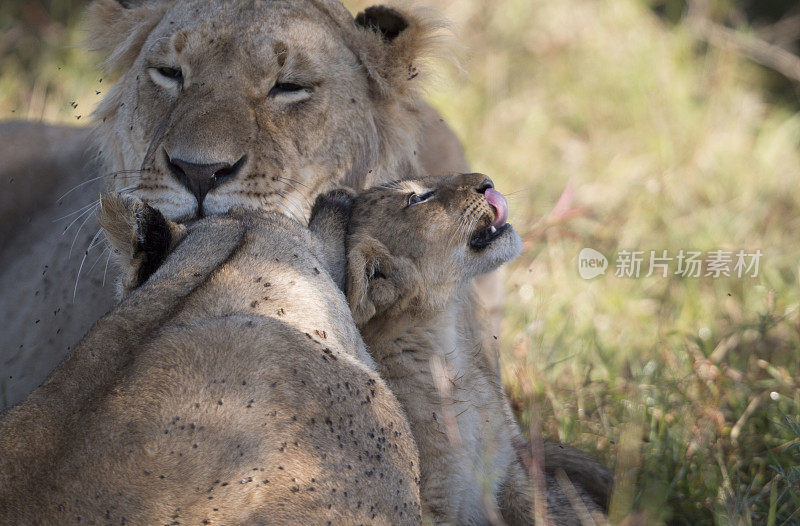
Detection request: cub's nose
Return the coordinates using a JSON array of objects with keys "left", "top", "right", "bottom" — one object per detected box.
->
[
  {"left": 474, "top": 178, "right": 494, "bottom": 194},
  {"left": 166, "top": 154, "right": 246, "bottom": 206}
]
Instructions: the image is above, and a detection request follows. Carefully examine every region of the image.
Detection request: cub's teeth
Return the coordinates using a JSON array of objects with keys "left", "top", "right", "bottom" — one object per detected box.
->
[{"left": 490, "top": 226, "right": 497, "bottom": 234}]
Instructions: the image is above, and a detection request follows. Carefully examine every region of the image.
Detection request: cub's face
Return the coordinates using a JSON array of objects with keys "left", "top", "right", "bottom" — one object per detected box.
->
[{"left": 344, "top": 172, "right": 522, "bottom": 324}]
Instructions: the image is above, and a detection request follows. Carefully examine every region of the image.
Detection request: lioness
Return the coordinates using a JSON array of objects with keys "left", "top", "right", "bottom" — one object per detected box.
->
[
  {"left": 0, "top": 194, "right": 421, "bottom": 524},
  {"left": 334, "top": 173, "right": 608, "bottom": 524},
  {"left": 0, "top": 0, "right": 480, "bottom": 409}
]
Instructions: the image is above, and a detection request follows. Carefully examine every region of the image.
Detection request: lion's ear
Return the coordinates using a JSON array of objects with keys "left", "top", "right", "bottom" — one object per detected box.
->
[
  {"left": 98, "top": 194, "right": 186, "bottom": 297},
  {"left": 85, "top": 0, "right": 171, "bottom": 72},
  {"left": 346, "top": 236, "right": 416, "bottom": 326},
  {"left": 354, "top": 5, "right": 449, "bottom": 98},
  {"left": 355, "top": 6, "right": 409, "bottom": 41}
]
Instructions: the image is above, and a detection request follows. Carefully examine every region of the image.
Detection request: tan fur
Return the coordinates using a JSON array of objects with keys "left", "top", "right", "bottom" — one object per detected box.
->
[
  {"left": 97, "top": 195, "right": 187, "bottom": 295},
  {"left": 341, "top": 173, "right": 609, "bottom": 524},
  {"left": 0, "top": 0, "right": 482, "bottom": 410},
  {"left": 88, "top": 0, "right": 451, "bottom": 220},
  {"left": 0, "top": 195, "right": 421, "bottom": 524}
]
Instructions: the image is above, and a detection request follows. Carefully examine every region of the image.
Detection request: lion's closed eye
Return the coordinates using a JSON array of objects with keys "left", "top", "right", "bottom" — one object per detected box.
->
[
  {"left": 148, "top": 66, "right": 183, "bottom": 90},
  {"left": 268, "top": 81, "right": 314, "bottom": 102}
]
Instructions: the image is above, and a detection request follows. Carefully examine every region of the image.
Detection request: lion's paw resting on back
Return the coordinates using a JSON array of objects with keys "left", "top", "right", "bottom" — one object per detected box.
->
[
  {"left": 0, "top": 195, "right": 420, "bottom": 524},
  {"left": 331, "top": 172, "right": 610, "bottom": 524}
]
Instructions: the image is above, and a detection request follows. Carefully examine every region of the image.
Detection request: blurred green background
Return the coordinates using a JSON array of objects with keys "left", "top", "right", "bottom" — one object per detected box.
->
[{"left": 2, "top": 0, "right": 800, "bottom": 523}]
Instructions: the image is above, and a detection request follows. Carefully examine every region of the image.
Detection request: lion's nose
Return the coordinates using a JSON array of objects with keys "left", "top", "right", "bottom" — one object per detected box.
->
[
  {"left": 166, "top": 154, "right": 246, "bottom": 206},
  {"left": 474, "top": 178, "right": 494, "bottom": 194}
]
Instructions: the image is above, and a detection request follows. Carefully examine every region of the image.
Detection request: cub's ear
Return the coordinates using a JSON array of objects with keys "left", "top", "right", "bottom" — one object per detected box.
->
[
  {"left": 308, "top": 188, "right": 356, "bottom": 233},
  {"left": 353, "top": 5, "right": 450, "bottom": 98},
  {"left": 346, "top": 235, "right": 418, "bottom": 326},
  {"left": 308, "top": 188, "right": 357, "bottom": 291},
  {"left": 98, "top": 194, "right": 186, "bottom": 297},
  {"left": 85, "top": 0, "right": 171, "bottom": 72}
]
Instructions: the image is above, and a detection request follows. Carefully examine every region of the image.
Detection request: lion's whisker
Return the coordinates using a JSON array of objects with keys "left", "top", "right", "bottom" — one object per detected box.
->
[
  {"left": 60, "top": 204, "right": 95, "bottom": 238},
  {"left": 73, "top": 228, "right": 104, "bottom": 301},
  {"left": 56, "top": 170, "right": 142, "bottom": 203},
  {"left": 86, "top": 227, "right": 106, "bottom": 252},
  {"left": 279, "top": 191, "right": 308, "bottom": 223},
  {"left": 280, "top": 202, "right": 304, "bottom": 225},
  {"left": 277, "top": 195, "right": 305, "bottom": 225},
  {"left": 117, "top": 184, "right": 138, "bottom": 194},
  {"left": 282, "top": 187, "right": 309, "bottom": 213},
  {"left": 277, "top": 178, "right": 313, "bottom": 210},
  {"left": 278, "top": 202, "right": 303, "bottom": 225},
  {"left": 54, "top": 199, "right": 100, "bottom": 224},
  {"left": 87, "top": 246, "right": 111, "bottom": 275},
  {"left": 276, "top": 175, "right": 313, "bottom": 192},
  {"left": 68, "top": 208, "right": 98, "bottom": 258},
  {"left": 102, "top": 245, "right": 113, "bottom": 288}
]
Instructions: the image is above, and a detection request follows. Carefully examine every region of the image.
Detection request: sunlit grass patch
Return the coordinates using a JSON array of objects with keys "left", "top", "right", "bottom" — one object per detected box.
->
[
  {"left": 0, "top": 0, "right": 101, "bottom": 122},
  {"left": 420, "top": 0, "right": 800, "bottom": 521}
]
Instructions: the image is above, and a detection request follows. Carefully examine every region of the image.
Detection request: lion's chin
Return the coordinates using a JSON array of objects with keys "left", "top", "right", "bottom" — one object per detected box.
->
[{"left": 123, "top": 194, "right": 198, "bottom": 224}]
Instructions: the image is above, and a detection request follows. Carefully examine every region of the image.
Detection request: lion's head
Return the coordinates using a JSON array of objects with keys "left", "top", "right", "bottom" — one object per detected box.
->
[
  {"left": 342, "top": 172, "right": 522, "bottom": 324},
  {"left": 88, "top": 0, "right": 447, "bottom": 221}
]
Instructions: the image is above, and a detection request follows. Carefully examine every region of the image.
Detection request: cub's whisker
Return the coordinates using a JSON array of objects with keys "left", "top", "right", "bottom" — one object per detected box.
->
[
  {"left": 454, "top": 216, "right": 468, "bottom": 246},
  {"left": 455, "top": 214, "right": 474, "bottom": 246}
]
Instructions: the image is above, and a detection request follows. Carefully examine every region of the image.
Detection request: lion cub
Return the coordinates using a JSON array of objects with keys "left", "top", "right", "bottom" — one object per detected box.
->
[{"left": 336, "top": 173, "right": 607, "bottom": 524}]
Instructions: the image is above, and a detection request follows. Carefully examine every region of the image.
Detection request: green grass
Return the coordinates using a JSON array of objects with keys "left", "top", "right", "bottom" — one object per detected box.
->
[
  {"left": 3, "top": 0, "right": 800, "bottom": 522},
  {"left": 421, "top": 0, "right": 800, "bottom": 522},
  {"left": 0, "top": 0, "right": 100, "bottom": 121}
]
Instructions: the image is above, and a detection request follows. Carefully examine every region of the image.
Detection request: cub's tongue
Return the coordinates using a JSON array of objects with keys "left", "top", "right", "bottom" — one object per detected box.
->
[{"left": 484, "top": 188, "right": 508, "bottom": 228}]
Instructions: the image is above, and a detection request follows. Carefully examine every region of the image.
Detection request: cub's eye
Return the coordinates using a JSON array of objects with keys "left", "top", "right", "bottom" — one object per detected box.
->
[
  {"left": 269, "top": 82, "right": 313, "bottom": 99},
  {"left": 149, "top": 66, "right": 183, "bottom": 89},
  {"left": 407, "top": 191, "right": 434, "bottom": 207}
]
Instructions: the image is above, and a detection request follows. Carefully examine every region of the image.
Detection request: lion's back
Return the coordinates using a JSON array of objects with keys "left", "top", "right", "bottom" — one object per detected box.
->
[{"left": 4, "top": 315, "right": 420, "bottom": 525}]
